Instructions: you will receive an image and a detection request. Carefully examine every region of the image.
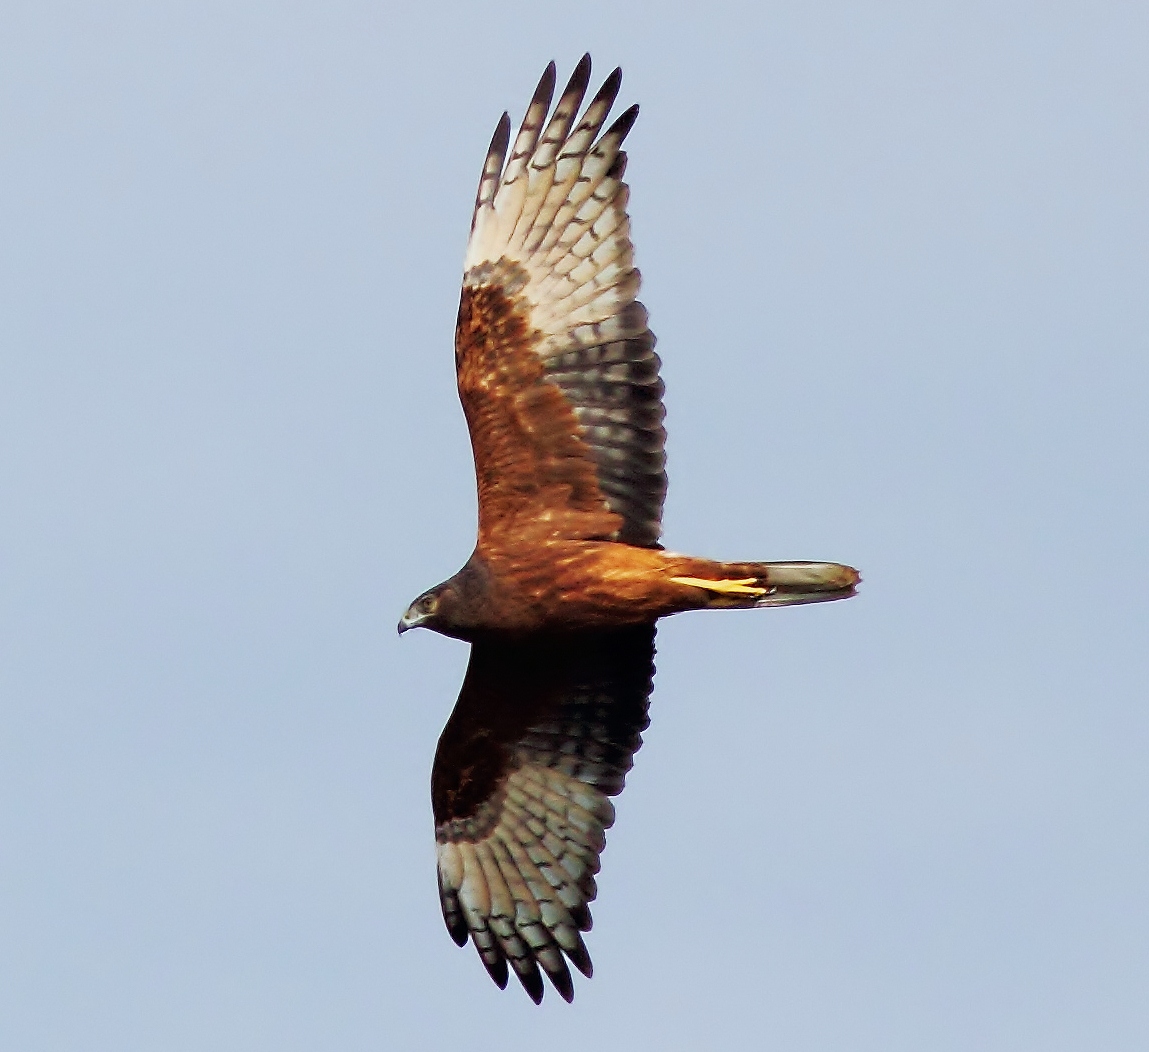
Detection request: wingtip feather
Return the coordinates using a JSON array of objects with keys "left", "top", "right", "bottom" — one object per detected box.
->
[
  {"left": 549, "top": 960, "right": 575, "bottom": 1002},
  {"left": 482, "top": 949, "right": 510, "bottom": 989},
  {"left": 560, "top": 53, "right": 593, "bottom": 111},
  {"left": 494, "top": 111, "right": 511, "bottom": 151},
  {"left": 606, "top": 103, "right": 640, "bottom": 143},
  {"left": 566, "top": 935, "right": 594, "bottom": 978},
  {"left": 538, "top": 60, "right": 558, "bottom": 98},
  {"left": 517, "top": 961, "right": 545, "bottom": 1004}
]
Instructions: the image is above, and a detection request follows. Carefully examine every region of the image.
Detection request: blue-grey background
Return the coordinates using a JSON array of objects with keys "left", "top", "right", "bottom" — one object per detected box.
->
[{"left": 3, "top": 2, "right": 1147, "bottom": 1049}]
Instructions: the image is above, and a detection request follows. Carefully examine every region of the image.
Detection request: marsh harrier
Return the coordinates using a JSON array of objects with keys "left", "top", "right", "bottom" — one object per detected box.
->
[{"left": 399, "top": 56, "right": 859, "bottom": 1003}]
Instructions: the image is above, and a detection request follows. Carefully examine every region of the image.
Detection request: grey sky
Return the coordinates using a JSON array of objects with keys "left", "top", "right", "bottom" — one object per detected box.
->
[{"left": 3, "top": 2, "right": 1148, "bottom": 1049}]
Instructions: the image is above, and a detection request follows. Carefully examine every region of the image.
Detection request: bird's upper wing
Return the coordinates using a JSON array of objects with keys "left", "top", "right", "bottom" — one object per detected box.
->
[
  {"left": 431, "top": 625, "right": 655, "bottom": 1002},
  {"left": 456, "top": 56, "right": 667, "bottom": 549}
]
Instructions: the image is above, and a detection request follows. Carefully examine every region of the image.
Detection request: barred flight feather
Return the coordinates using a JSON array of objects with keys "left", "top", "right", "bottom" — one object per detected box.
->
[
  {"left": 458, "top": 55, "right": 666, "bottom": 548},
  {"left": 431, "top": 626, "right": 654, "bottom": 1002}
]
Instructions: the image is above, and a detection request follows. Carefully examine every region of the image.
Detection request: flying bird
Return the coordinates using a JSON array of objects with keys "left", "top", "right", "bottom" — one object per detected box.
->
[{"left": 399, "top": 55, "right": 859, "bottom": 1003}]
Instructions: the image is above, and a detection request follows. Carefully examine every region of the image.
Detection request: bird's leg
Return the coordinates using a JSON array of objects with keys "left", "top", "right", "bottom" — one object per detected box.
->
[{"left": 667, "top": 576, "right": 768, "bottom": 597}]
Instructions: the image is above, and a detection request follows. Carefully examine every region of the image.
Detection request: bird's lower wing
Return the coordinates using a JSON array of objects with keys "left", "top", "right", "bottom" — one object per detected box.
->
[{"left": 431, "top": 625, "right": 656, "bottom": 1002}]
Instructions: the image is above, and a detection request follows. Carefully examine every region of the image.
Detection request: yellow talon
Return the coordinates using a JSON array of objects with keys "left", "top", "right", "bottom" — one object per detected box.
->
[{"left": 669, "top": 575, "right": 769, "bottom": 597}]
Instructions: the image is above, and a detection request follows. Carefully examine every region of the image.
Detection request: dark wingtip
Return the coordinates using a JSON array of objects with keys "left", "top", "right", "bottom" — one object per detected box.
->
[
  {"left": 605, "top": 103, "right": 640, "bottom": 144},
  {"left": 534, "top": 61, "right": 557, "bottom": 105},
  {"left": 518, "top": 962, "right": 545, "bottom": 1004},
  {"left": 548, "top": 960, "right": 575, "bottom": 1003},
  {"left": 565, "top": 53, "right": 592, "bottom": 98},
  {"left": 481, "top": 950, "right": 509, "bottom": 990},
  {"left": 447, "top": 920, "right": 468, "bottom": 948},
  {"left": 566, "top": 935, "right": 594, "bottom": 979},
  {"left": 483, "top": 111, "right": 511, "bottom": 174},
  {"left": 438, "top": 881, "right": 471, "bottom": 946},
  {"left": 586, "top": 65, "right": 624, "bottom": 119},
  {"left": 569, "top": 901, "right": 592, "bottom": 931}
]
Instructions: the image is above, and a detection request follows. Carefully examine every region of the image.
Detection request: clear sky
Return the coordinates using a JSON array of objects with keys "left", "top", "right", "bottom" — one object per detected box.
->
[{"left": 3, "top": 2, "right": 1148, "bottom": 1049}]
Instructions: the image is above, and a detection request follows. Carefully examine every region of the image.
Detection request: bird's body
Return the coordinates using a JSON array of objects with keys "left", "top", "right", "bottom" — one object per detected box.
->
[
  {"left": 425, "top": 542, "right": 859, "bottom": 639},
  {"left": 399, "top": 56, "right": 859, "bottom": 1003}
]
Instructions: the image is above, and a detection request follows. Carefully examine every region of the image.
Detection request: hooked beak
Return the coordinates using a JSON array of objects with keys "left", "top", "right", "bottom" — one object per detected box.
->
[{"left": 397, "top": 607, "right": 421, "bottom": 635}]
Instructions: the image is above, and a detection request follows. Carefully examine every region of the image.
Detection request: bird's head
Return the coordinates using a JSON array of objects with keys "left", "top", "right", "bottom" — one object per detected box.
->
[
  {"left": 398, "top": 585, "right": 448, "bottom": 635},
  {"left": 399, "top": 558, "right": 491, "bottom": 639}
]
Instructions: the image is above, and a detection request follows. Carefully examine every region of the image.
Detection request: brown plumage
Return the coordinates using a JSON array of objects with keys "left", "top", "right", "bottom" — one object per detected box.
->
[{"left": 399, "top": 55, "right": 860, "bottom": 1003}]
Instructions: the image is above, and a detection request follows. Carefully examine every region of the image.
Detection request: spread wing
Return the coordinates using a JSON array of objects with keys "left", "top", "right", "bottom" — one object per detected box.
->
[
  {"left": 456, "top": 56, "right": 667, "bottom": 549},
  {"left": 431, "top": 625, "right": 656, "bottom": 1002}
]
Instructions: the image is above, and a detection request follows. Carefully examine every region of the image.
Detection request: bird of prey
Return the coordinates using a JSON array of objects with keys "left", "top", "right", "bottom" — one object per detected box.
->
[{"left": 399, "top": 56, "right": 859, "bottom": 1003}]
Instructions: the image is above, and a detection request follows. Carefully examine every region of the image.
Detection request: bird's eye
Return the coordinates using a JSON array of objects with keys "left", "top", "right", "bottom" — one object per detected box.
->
[{"left": 418, "top": 595, "right": 437, "bottom": 614}]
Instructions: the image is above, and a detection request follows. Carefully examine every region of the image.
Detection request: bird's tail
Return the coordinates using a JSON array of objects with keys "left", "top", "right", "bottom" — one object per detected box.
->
[{"left": 668, "top": 559, "right": 860, "bottom": 609}]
